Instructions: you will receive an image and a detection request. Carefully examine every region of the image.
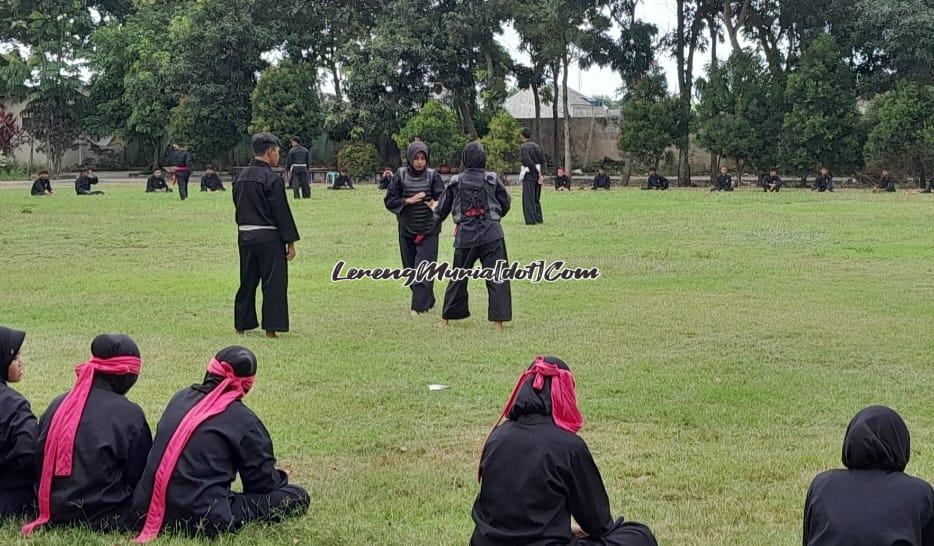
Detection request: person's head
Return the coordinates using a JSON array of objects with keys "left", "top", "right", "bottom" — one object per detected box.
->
[
  {"left": 341, "top": 168, "right": 348, "bottom": 175},
  {"left": 38, "top": 170, "right": 49, "bottom": 180},
  {"left": 649, "top": 168, "right": 657, "bottom": 175},
  {"left": 0, "top": 326, "right": 26, "bottom": 384},
  {"left": 172, "top": 143, "right": 180, "bottom": 150},
  {"left": 90, "top": 333, "right": 141, "bottom": 395},
  {"left": 503, "top": 355, "right": 581, "bottom": 432},
  {"left": 520, "top": 127, "right": 532, "bottom": 142},
  {"left": 881, "top": 169, "right": 890, "bottom": 177},
  {"left": 820, "top": 167, "right": 829, "bottom": 175},
  {"left": 720, "top": 166, "right": 728, "bottom": 174},
  {"left": 462, "top": 141, "right": 487, "bottom": 170},
  {"left": 153, "top": 168, "right": 162, "bottom": 177},
  {"left": 382, "top": 168, "right": 393, "bottom": 178},
  {"left": 769, "top": 169, "right": 777, "bottom": 176},
  {"left": 406, "top": 140, "right": 430, "bottom": 173},
  {"left": 252, "top": 133, "right": 281, "bottom": 166},
  {"left": 204, "top": 346, "right": 257, "bottom": 391},
  {"left": 557, "top": 167, "right": 565, "bottom": 176},
  {"left": 206, "top": 166, "right": 215, "bottom": 175},
  {"left": 842, "top": 406, "right": 910, "bottom": 472},
  {"left": 290, "top": 136, "right": 302, "bottom": 146},
  {"left": 598, "top": 168, "right": 606, "bottom": 175}
]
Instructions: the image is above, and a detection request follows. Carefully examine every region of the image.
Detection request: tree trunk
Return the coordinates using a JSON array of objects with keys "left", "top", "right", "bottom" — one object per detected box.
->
[
  {"left": 562, "top": 53, "right": 572, "bottom": 174},
  {"left": 329, "top": 59, "right": 342, "bottom": 103},
  {"left": 532, "top": 83, "right": 543, "bottom": 145},
  {"left": 708, "top": 17, "right": 719, "bottom": 186},
  {"left": 623, "top": 157, "right": 633, "bottom": 186},
  {"left": 737, "top": 159, "right": 744, "bottom": 186},
  {"left": 552, "top": 64, "right": 560, "bottom": 166}
]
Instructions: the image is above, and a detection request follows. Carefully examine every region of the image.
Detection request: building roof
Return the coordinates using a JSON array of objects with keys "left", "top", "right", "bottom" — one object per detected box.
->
[{"left": 503, "top": 87, "right": 620, "bottom": 120}]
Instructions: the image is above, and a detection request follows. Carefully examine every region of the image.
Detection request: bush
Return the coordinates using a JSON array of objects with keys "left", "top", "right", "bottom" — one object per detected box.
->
[
  {"left": 337, "top": 142, "right": 379, "bottom": 182},
  {"left": 250, "top": 61, "right": 324, "bottom": 147},
  {"left": 393, "top": 100, "right": 468, "bottom": 167},
  {"left": 480, "top": 110, "right": 521, "bottom": 174}
]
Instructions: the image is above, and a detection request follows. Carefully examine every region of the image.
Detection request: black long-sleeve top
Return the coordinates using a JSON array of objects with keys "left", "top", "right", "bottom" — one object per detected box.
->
[{"left": 232, "top": 159, "right": 300, "bottom": 245}]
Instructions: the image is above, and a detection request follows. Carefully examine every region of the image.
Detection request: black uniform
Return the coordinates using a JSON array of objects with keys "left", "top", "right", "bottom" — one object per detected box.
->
[
  {"left": 877, "top": 175, "right": 896, "bottom": 192},
  {"left": 378, "top": 173, "right": 393, "bottom": 190},
  {"left": 131, "top": 350, "right": 309, "bottom": 537},
  {"left": 30, "top": 178, "right": 52, "bottom": 196},
  {"left": 592, "top": 174, "right": 611, "bottom": 190},
  {"left": 471, "top": 357, "right": 657, "bottom": 546},
  {"left": 201, "top": 173, "right": 225, "bottom": 192},
  {"left": 330, "top": 173, "right": 354, "bottom": 190},
  {"left": 75, "top": 174, "right": 102, "bottom": 195},
  {"left": 384, "top": 141, "right": 445, "bottom": 313},
  {"left": 174, "top": 150, "right": 194, "bottom": 200},
  {"left": 761, "top": 174, "right": 784, "bottom": 192},
  {"left": 0, "top": 327, "right": 37, "bottom": 520},
  {"left": 433, "top": 142, "right": 512, "bottom": 322},
  {"left": 644, "top": 174, "right": 669, "bottom": 190},
  {"left": 36, "top": 335, "right": 151, "bottom": 530},
  {"left": 813, "top": 172, "right": 834, "bottom": 192},
  {"left": 520, "top": 140, "right": 546, "bottom": 224},
  {"left": 233, "top": 159, "right": 301, "bottom": 333},
  {"left": 714, "top": 174, "right": 733, "bottom": 191},
  {"left": 287, "top": 145, "right": 312, "bottom": 199},
  {"left": 146, "top": 175, "right": 170, "bottom": 192},
  {"left": 803, "top": 406, "right": 934, "bottom": 546},
  {"left": 554, "top": 175, "right": 571, "bottom": 191}
]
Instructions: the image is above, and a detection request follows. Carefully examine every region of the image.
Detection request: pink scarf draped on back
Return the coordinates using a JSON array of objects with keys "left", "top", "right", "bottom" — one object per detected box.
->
[
  {"left": 495, "top": 355, "right": 584, "bottom": 435},
  {"left": 21, "top": 355, "right": 142, "bottom": 536},
  {"left": 134, "top": 358, "right": 254, "bottom": 543}
]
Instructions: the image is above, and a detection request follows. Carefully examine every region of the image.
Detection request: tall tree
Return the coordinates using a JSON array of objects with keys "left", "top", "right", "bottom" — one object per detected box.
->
[
  {"left": 863, "top": 82, "right": 934, "bottom": 184},
  {"left": 250, "top": 61, "right": 324, "bottom": 145},
  {"left": 617, "top": 70, "right": 680, "bottom": 171},
  {"left": 855, "top": 0, "right": 934, "bottom": 91}
]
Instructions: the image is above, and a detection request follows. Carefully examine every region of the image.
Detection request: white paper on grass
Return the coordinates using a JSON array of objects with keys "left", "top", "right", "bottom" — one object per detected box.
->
[{"left": 427, "top": 384, "right": 450, "bottom": 391}]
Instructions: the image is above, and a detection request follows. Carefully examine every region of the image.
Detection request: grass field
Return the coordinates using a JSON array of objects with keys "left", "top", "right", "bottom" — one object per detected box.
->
[{"left": 0, "top": 183, "right": 933, "bottom": 545}]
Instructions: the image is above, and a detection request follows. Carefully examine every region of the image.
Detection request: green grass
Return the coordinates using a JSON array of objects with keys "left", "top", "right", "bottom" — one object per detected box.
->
[{"left": 1, "top": 184, "right": 933, "bottom": 545}]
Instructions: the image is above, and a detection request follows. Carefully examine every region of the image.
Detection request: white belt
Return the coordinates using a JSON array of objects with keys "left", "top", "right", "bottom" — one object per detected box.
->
[
  {"left": 289, "top": 164, "right": 308, "bottom": 171},
  {"left": 238, "top": 225, "right": 278, "bottom": 232}
]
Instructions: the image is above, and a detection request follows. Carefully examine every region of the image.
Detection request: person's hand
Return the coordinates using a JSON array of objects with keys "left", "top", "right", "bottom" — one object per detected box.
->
[
  {"left": 428, "top": 200, "right": 438, "bottom": 210},
  {"left": 538, "top": 175, "right": 544, "bottom": 185},
  {"left": 286, "top": 243, "right": 296, "bottom": 261},
  {"left": 571, "top": 521, "right": 588, "bottom": 539},
  {"left": 406, "top": 191, "right": 427, "bottom": 204}
]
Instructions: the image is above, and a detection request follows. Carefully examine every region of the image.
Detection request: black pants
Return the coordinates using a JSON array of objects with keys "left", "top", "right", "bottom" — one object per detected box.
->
[
  {"left": 230, "top": 485, "right": 309, "bottom": 530},
  {"left": 177, "top": 172, "right": 190, "bottom": 200},
  {"left": 762, "top": 182, "right": 784, "bottom": 192},
  {"left": 235, "top": 240, "right": 289, "bottom": 332},
  {"left": 399, "top": 231, "right": 438, "bottom": 312},
  {"left": 714, "top": 181, "right": 733, "bottom": 191},
  {"left": 442, "top": 238, "right": 512, "bottom": 322},
  {"left": 522, "top": 177, "right": 543, "bottom": 224},
  {"left": 292, "top": 171, "right": 310, "bottom": 199},
  {"left": 0, "top": 486, "right": 36, "bottom": 519},
  {"left": 575, "top": 519, "right": 657, "bottom": 546},
  {"left": 77, "top": 191, "right": 105, "bottom": 195}
]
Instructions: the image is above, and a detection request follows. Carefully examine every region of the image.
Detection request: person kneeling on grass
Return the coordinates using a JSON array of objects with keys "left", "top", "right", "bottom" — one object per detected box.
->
[
  {"left": 711, "top": 166, "right": 733, "bottom": 192},
  {"left": 471, "top": 355, "right": 658, "bottom": 546},
  {"left": 803, "top": 405, "right": 934, "bottom": 546},
  {"left": 30, "top": 171, "right": 53, "bottom": 196},
  {"left": 146, "top": 168, "right": 172, "bottom": 193},
  {"left": 554, "top": 168, "right": 572, "bottom": 191},
  {"left": 132, "top": 346, "right": 309, "bottom": 541},
  {"left": 761, "top": 170, "right": 784, "bottom": 192},
  {"left": 643, "top": 169, "right": 669, "bottom": 190},
  {"left": 873, "top": 169, "right": 897, "bottom": 193}
]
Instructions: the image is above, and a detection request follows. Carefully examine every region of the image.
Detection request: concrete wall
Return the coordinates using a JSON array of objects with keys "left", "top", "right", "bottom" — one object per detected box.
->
[{"left": 520, "top": 116, "right": 623, "bottom": 167}]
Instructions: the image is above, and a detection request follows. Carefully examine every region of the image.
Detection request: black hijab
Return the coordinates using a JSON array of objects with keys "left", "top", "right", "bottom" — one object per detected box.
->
[
  {"left": 0, "top": 326, "right": 26, "bottom": 384},
  {"left": 462, "top": 141, "right": 487, "bottom": 170},
  {"left": 199, "top": 345, "right": 257, "bottom": 390},
  {"left": 90, "top": 333, "right": 141, "bottom": 395},
  {"left": 507, "top": 356, "right": 570, "bottom": 420},
  {"left": 406, "top": 141, "right": 430, "bottom": 175},
  {"left": 842, "top": 405, "right": 910, "bottom": 472}
]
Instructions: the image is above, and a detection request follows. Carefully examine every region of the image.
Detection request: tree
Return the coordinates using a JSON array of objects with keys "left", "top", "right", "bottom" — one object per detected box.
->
[
  {"left": 480, "top": 109, "right": 522, "bottom": 175},
  {"left": 0, "top": 107, "right": 23, "bottom": 155},
  {"left": 617, "top": 71, "right": 680, "bottom": 171},
  {"left": 393, "top": 100, "right": 469, "bottom": 167},
  {"left": 855, "top": 0, "right": 934, "bottom": 90},
  {"left": 781, "top": 35, "right": 863, "bottom": 176},
  {"left": 696, "top": 50, "right": 782, "bottom": 184},
  {"left": 863, "top": 82, "right": 934, "bottom": 184},
  {"left": 337, "top": 141, "right": 379, "bottom": 182},
  {"left": 250, "top": 61, "right": 324, "bottom": 145}
]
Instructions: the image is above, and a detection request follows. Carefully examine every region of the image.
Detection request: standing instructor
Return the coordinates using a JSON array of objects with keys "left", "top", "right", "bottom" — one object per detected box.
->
[
  {"left": 519, "top": 128, "right": 545, "bottom": 225},
  {"left": 233, "top": 133, "right": 300, "bottom": 338}
]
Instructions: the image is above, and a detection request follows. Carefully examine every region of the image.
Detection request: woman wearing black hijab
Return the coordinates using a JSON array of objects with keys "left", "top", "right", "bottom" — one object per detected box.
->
[
  {"left": 471, "top": 356, "right": 657, "bottom": 546},
  {"left": 0, "top": 326, "right": 38, "bottom": 519},
  {"left": 803, "top": 406, "right": 934, "bottom": 545}
]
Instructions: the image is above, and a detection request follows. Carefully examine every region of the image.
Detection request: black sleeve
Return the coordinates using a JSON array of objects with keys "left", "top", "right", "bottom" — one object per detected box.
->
[
  {"left": 534, "top": 145, "right": 546, "bottom": 173},
  {"left": 184, "top": 152, "right": 193, "bottom": 169},
  {"left": 432, "top": 181, "right": 456, "bottom": 225},
  {"left": 124, "top": 413, "right": 152, "bottom": 489},
  {"left": 566, "top": 442, "right": 616, "bottom": 537},
  {"left": 31, "top": 179, "right": 42, "bottom": 194},
  {"left": 430, "top": 172, "right": 445, "bottom": 200},
  {"left": 0, "top": 397, "right": 38, "bottom": 476},
  {"left": 236, "top": 417, "right": 288, "bottom": 494},
  {"left": 887, "top": 178, "right": 896, "bottom": 191},
  {"left": 286, "top": 149, "right": 294, "bottom": 170},
  {"left": 266, "top": 177, "right": 300, "bottom": 243},
  {"left": 495, "top": 178, "right": 511, "bottom": 217},
  {"left": 384, "top": 171, "right": 407, "bottom": 214}
]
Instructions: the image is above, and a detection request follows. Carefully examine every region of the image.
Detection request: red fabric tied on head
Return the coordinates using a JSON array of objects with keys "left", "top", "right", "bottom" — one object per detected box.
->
[
  {"left": 134, "top": 358, "right": 254, "bottom": 543},
  {"left": 495, "top": 355, "right": 583, "bottom": 435},
  {"left": 22, "top": 356, "right": 142, "bottom": 536}
]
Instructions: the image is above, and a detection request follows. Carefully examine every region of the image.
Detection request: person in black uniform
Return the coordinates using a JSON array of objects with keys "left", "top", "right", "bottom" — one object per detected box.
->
[
  {"left": 378, "top": 168, "right": 394, "bottom": 190},
  {"left": 145, "top": 168, "right": 172, "bottom": 192},
  {"left": 873, "top": 169, "right": 897, "bottom": 193},
  {"left": 803, "top": 406, "right": 934, "bottom": 546},
  {"left": 233, "top": 133, "right": 300, "bottom": 338},
  {"left": 591, "top": 168, "right": 611, "bottom": 190},
  {"left": 75, "top": 169, "right": 103, "bottom": 195},
  {"left": 131, "top": 346, "right": 309, "bottom": 541},
  {"left": 201, "top": 166, "right": 225, "bottom": 192},
  {"left": 554, "top": 168, "right": 572, "bottom": 191},
  {"left": 385, "top": 140, "right": 445, "bottom": 316},
  {"left": 329, "top": 169, "right": 355, "bottom": 190},
  {"left": 172, "top": 144, "right": 194, "bottom": 200},
  {"left": 519, "top": 127, "right": 545, "bottom": 224},
  {"left": 761, "top": 169, "right": 784, "bottom": 192},
  {"left": 30, "top": 170, "right": 53, "bottom": 196},
  {"left": 643, "top": 169, "right": 669, "bottom": 190},
  {"left": 711, "top": 166, "right": 733, "bottom": 192},
  {"left": 28, "top": 334, "right": 151, "bottom": 532},
  {"left": 813, "top": 168, "right": 834, "bottom": 192},
  {"left": 286, "top": 136, "right": 312, "bottom": 199},
  {"left": 433, "top": 141, "right": 512, "bottom": 331},
  {"left": 0, "top": 326, "right": 38, "bottom": 521},
  {"left": 471, "top": 355, "right": 658, "bottom": 546}
]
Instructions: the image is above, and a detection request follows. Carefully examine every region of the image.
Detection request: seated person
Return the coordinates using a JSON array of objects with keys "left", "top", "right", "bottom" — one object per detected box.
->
[
  {"left": 873, "top": 169, "right": 896, "bottom": 193},
  {"left": 30, "top": 171, "right": 53, "bottom": 196},
  {"left": 812, "top": 168, "right": 834, "bottom": 192},
  {"left": 22, "top": 334, "right": 151, "bottom": 535},
  {"left": 803, "top": 406, "right": 934, "bottom": 546},
  {"left": 591, "top": 169, "right": 611, "bottom": 190},
  {"left": 761, "top": 170, "right": 784, "bottom": 192},
  {"left": 74, "top": 169, "right": 104, "bottom": 195},
  {"left": 712, "top": 166, "right": 733, "bottom": 192},
  {"left": 0, "top": 326, "right": 38, "bottom": 520},
  {"left": 329, "top": 169, "right": 355, "bottom": 190},
  {"left": 132, "top": 346, "right": 309, "bottom": 541},
  {"left": 379, "top": 168, "right": 394, "bottom": 190},
  {"left": 145, "top": 169, "right": 172, "bottom": 192},
  {"left": 471, "top": 355, "right": 658, "bottom": 546},
  {"left": 643, "top": 169, "right": 669, "bottom": 190},
  {"left": 554, "top": 168, "right": 572, "bottom": 191},
  {"left": 201, "top": 167, "right": 226, "bottom": 192}
]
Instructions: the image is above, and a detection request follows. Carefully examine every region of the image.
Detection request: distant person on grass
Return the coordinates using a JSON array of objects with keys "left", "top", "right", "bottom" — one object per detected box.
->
[
  {"left": 286, "top": 136, "right": 312, "bottom": 199},
  {"left": 873, "top": 169, "right": 897, "bottom": 193},
  {"left": 75, "top": 168, "right": 103, "bottom": 195},
  {"left": 471, "top": 355, "right": 658, "bottom": 546},
  {"left": 711, "top": 166, "right": 733, "bottom": 192},
  {"left": 0, "top": 326, "right": 38, "bottom": 521},
  {"left": 643, "top": 168, "right": 669, "bottom": 191},
  {"left": 132, "top": 346, "right": 309, "bottom": 542},
  {"left": 519, "top": 127, "right": 546, "bottom": 224},
  {"left": 813, "top": 168, "right": 834, "bottom": 192},
  {"left": 201, "top": 166, "right": 225, "bottom": 192},
  {"left": 145, "top": 168, "right": 172, "bottom": 192},
  {"left": 803, "top": 406, "right": 934, "bottom": 546},
  {"left": 30, "top": 170, "right": 53, "bottom": 196},
  {"left": 592, "top": 168, "right": 611, "bottom": 190},
  {"left": 761, "top": 169, "right": 784, "bottom": 192},
  {"left": 554, "top": 167, "right": 572, "bottom": 191},
  {"left": 329, "top": 169, "right": 355, "bottom": 190}
]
